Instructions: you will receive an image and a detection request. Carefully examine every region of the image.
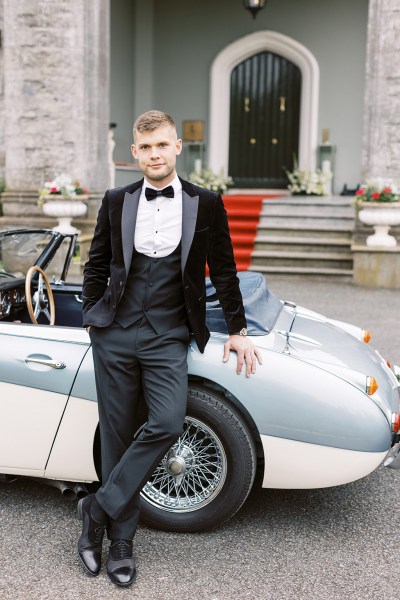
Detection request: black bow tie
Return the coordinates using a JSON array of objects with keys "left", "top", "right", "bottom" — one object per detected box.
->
[{"left": 145, "top": 185, "right": 175, "bottom": 201}]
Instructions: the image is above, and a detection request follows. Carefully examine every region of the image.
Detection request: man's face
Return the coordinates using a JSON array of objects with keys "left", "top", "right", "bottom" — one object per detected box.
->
[{"left": 131, "top": 125, "right": 182, "bottom": 187}]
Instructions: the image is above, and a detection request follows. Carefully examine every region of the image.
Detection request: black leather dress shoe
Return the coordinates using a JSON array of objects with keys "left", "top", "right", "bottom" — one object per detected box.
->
[
  {"left": 77, "top": 494, "right": 107, "bottom": 576},
  {"left": 106, "top": 539, "right": 136, "bottom": 587}
]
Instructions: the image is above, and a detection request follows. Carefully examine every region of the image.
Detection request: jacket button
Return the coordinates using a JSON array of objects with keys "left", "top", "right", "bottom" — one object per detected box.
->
[
  {"left": 112, "top": 304, "right": 115, "bottom": 309},
  {"left": 120, "top": 281, "right": 124, "bottom": 287},
  {"left": 149, "top": 282, "right": 153, "bottom": 287}
]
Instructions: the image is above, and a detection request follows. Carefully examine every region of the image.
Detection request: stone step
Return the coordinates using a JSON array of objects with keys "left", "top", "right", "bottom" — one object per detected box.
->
[
  {"left": 251, "top": 195, "right": 355, "bottom": 277},
  {"left": 249, "top": 264, "right": 353, "bottom": 278},
  {"left": 259, "top": 215, "right": 355, "bottom": 228},
  {"left": 261, "top": 204, "right": 354, "bottom": 218},
  {"left": 254, "top": 235, "right": 351, "bottom": 253},
  {"left": 257, "top": 224, "right": 353, "bottom": 239},
  {"left": 251, "top": 250, "right": 353, "bottom": 270},
  {"left": 257, "top": 223, "right": 353, "bottom": 240},
  {"left": 263, "top": 196, "right": 353, "bottom": 207}
]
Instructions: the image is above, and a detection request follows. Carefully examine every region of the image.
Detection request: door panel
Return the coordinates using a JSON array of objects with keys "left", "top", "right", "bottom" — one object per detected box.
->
[
  {"left": 0, "top": 327, "right": 89, "bottom": 470},
  {"left": 51, "top": 282, "right": 84, "bottom": 327},
  {"left": 229, "top": 51, "right": 301, "bottom": 188}
]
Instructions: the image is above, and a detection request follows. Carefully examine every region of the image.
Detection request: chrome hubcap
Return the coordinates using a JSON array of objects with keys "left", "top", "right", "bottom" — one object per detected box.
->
[{"left": 141, "top": 417, "right": 227, "bottom": 512}]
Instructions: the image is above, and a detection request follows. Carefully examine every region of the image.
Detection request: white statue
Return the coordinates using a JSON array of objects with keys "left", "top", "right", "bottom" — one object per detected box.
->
[{"left": 108, "top": 123, "right": 116, "bottom": 189}]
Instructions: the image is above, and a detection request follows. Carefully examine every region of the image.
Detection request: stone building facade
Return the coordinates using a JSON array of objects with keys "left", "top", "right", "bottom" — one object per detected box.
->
[{"left": 0, "top": 0, "right": 399, "bottom": 225}]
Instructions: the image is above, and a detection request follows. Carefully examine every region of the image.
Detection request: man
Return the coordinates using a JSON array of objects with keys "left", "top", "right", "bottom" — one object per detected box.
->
[{"left": 79, "top": 110, "right": 262, "bottom": 587}]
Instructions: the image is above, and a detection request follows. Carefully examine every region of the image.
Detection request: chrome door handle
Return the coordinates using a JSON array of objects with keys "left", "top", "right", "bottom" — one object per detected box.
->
[
  {"left": 25, "top": 357, "right": 66, "bottom": 369},
  {"left": 74, "top": 294, "right": 83, "bottom": 303}
]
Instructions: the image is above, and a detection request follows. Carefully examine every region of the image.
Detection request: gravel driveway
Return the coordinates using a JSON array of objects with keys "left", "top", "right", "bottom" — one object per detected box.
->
[{"left": 1, "top": 275, "right": 399, "bottom": 600}]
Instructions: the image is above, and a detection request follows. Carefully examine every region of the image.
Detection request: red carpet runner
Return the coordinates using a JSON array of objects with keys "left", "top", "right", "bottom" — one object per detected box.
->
[{"left": 221, "top": 194, "right": 280, "bottom": 271}]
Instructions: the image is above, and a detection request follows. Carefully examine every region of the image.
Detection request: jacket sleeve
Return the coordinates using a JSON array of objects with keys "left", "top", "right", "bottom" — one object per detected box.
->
[
  {"left": 207, "top": 194, "right": 247, "bottom": 335},
  {"left": 81, "top": 191, "right": 112, "bottom": 320}
]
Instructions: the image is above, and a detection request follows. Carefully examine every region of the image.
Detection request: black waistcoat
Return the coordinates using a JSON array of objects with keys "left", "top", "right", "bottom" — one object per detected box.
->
[{"left": 114, "top": 243, "right": 187, "bottom": 332}]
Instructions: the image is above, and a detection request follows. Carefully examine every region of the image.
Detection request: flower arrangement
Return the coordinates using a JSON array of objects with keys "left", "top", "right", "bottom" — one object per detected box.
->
[
  {"left": 39, "top": 173, "right": 89, "bottom": 205},
  {"left": 354, "top": 177, "right": 399, "bottom": 207},
  {"left": 188, "top": 168, "right": 234, "bottom": 194},
  {"left": 286, "top": 165, "right": 332, "bottom": 196}
]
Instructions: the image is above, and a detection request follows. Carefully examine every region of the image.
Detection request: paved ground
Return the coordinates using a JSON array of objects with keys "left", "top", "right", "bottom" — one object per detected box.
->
[{"left": 1, "top": 276, "right": 399, "bottom": 600}]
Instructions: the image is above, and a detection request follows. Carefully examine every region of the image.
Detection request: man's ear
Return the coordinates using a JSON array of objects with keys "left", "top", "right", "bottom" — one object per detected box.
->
[
  {"left": 176, "top": 138, "right": 183, "bottom": 156},
  {"left": 131, "top": 144, "right": 137, "bottom": 159}
]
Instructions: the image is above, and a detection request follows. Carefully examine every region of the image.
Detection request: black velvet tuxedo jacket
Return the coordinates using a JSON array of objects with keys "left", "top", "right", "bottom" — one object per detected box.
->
[{"left": 82, "top": 177, "right": 246, "bottom": 353}]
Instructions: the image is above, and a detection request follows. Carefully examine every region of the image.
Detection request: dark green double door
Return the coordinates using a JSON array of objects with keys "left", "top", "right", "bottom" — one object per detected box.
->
[{"left": 229, "top": 51, "right": 301, "bottom": 189}]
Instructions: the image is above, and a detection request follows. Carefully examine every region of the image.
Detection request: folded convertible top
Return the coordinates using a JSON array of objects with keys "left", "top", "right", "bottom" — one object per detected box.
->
[{"left": 205, "top": 271, "right": 283, "bottom": 336}]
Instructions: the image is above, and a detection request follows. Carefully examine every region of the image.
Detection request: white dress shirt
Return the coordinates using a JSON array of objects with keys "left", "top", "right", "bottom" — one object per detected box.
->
[{"left": 134, "top": 175, "right": 182, "bottom": 258}]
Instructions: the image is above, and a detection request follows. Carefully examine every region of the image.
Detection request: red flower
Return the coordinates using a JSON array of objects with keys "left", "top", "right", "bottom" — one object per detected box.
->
[
  {"left": 383, "top": 187, "right": 392, "bottom": 194},
  {"left": 371, "top": 192, "right": 380, "bottom": 200},
  {"left": 50, "top": 187, "right": 58, "bottom": 193},
  {"left": 355, "top": 189, "right": 365, "bottom": 195}
]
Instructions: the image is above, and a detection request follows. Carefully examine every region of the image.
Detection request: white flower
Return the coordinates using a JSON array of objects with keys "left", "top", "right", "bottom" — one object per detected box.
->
[{"left": 188, "top": 168, "right": 233, "bottom": 193}]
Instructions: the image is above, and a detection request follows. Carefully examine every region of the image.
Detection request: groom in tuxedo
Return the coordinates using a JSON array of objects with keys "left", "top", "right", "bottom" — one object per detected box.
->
[{"left": 78, "top": 110, "right": 262, "bottom": 586}]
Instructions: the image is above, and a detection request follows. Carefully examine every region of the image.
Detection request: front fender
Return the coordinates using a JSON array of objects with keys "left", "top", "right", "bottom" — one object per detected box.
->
[{"left": 188, "top": 336, "right": 392, "bottom": 454}]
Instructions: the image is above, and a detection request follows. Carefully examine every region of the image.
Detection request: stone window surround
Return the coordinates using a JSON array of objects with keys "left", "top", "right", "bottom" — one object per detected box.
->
[{"left": 208, "top": 30, "right": 320, "bottom": 178}]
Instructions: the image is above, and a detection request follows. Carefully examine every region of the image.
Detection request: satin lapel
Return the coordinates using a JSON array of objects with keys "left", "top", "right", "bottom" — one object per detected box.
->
[
  {"left": 121, "top": 188, "right": 141, "bottom": 276},
  {"left": 181, "top": 190, "right": 199, "bottom": 274}
]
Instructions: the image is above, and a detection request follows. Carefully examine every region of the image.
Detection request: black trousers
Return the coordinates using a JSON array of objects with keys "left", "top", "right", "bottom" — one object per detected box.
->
[{"left": 90, "top": 317, "right": 189, "bottom": 539}]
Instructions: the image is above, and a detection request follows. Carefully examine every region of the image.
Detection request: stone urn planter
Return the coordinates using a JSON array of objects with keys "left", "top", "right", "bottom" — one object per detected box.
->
[
  {"left": 358, "top": 203, "right": 400, "bottom": 247},
  {"left": 41, "top": 196, "right": 88, "bottom": 234}
]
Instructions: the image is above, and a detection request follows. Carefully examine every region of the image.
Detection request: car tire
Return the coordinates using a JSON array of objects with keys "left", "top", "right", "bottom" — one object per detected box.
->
[{"left": 139, "top": 385, "right": 257, "bottom": 532}]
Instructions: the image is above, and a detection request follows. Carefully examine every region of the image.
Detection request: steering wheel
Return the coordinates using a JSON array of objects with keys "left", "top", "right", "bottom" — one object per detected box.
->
[{"left": 25, "top": 266, "right": 55, "bottom": 325}]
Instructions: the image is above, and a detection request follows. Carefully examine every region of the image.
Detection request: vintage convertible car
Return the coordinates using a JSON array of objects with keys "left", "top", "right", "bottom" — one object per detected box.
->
[{"left": 1, "top": 229, "right": 400, "bottom": 532}]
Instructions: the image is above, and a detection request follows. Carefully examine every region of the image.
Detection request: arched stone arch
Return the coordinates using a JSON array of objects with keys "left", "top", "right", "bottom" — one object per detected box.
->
[{"left": 209, "top": 31, "right": 319, "bottom": 181}]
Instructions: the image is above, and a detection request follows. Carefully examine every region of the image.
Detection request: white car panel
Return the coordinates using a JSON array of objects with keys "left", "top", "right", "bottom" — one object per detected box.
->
[
  {"left": 261, "top": 434, "right": 387, "bottom": 489},
  {"left": 45, "top": 396, "right": 99, "bottom": 482},
  {"left": 0, "top": 382, "right": 68, "bottom": 470}
]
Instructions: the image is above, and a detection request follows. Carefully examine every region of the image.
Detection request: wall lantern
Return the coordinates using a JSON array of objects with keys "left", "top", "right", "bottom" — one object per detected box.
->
[{"left": 243, "top": 0, "right": 266, "bottom": 19}]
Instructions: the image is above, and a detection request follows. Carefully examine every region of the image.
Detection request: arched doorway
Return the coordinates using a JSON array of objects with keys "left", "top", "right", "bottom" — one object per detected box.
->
[
  {"left": 209, "top": 31, "right": 319, "bottom": 187},
  {"left": 229, "top": 51, "right": 301, "bottom": 188}
]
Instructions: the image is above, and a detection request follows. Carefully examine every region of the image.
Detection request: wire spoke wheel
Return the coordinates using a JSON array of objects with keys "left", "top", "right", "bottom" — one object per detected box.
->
[
  {"left": 141, "top": 417, "right": 227, "bottom": 512},
  {"left": 140, "top": 387, "right": 257, "bottom": 532}
]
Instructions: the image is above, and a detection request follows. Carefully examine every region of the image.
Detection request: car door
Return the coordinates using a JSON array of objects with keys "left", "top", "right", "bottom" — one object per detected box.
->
[{"left": 0, "top": 322, "right": 90, "bottom": 475}]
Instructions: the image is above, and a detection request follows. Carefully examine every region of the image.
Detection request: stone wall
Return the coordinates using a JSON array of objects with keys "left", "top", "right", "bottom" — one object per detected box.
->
[
  {"left": 0, "top": 0, "right": 5, "bottom": 184},
  {"left": 2, "top": 0, "right": 110, "bottom": 194},
  {"left": 362, "top": 0, "right": 400, "bottom": 182}
]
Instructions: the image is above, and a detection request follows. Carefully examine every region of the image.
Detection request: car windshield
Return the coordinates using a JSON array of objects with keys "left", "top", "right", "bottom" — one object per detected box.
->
[{"left": 0, "top": 231, "right": 54, "bottom": 279}]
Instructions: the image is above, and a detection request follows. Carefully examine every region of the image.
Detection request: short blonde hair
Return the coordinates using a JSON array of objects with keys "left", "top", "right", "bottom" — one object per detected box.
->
[{"left": 133, "top": 110, "right": 176, "bottom": 140}]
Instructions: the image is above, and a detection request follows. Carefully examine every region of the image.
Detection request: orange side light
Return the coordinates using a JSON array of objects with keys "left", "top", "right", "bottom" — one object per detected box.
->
[
  {"left": 392, "top": 413, "right": 400, "bottom": 434},
  {"left": 366, "top": 376, "right": 379, "bottom": 396},
  {"left": 363, "top": 329, "right": 372, "bottom": 343}
]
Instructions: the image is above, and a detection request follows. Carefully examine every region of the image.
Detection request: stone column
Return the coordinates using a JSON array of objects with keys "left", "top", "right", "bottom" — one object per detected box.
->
[
  {"left": 362, "top": 0, "right": 400, "bottom": 181},
  {"left": 0, "top": 0, "right": 5, "bottom": 185},
  {"left": 1, "top": 0, "right": 110, "bottom": 226}
]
